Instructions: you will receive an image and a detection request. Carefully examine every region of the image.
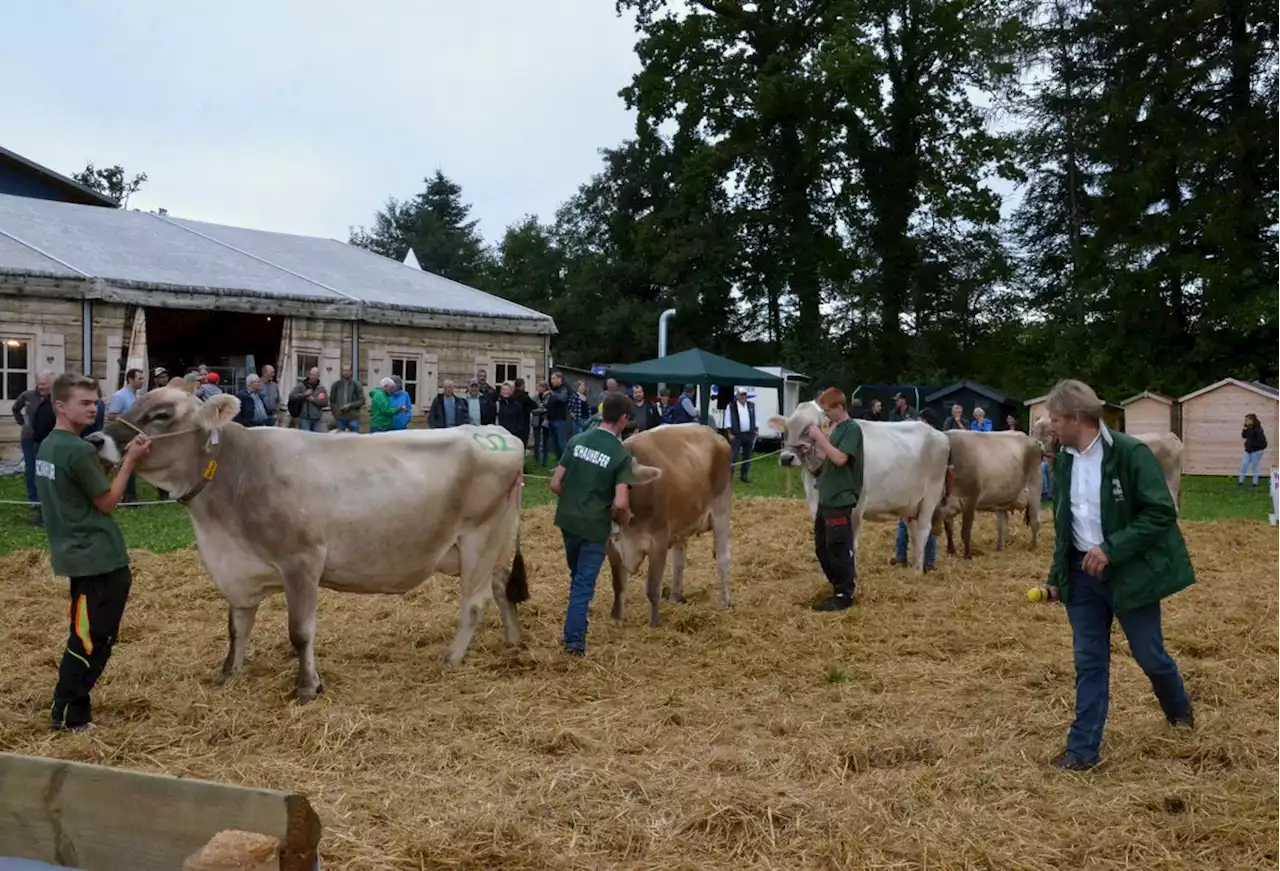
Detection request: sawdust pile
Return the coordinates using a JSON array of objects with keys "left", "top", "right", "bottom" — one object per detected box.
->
[{"left": 0, "top": 501, "right": 1276, "bottom": 870}]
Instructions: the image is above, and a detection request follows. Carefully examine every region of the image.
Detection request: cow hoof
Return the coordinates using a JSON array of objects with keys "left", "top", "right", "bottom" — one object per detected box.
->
[
  {"left": 443, "top": 652, "right": 464, "bottom": 668},
  {"left": 295, "top": 685, "right": 323, "bottom": 705},
  {"left": 214, "top": 670, "right": 235, "bottom": 686},
  {"left": 666, "top": 595, "right": 686, "bottom": 605}
]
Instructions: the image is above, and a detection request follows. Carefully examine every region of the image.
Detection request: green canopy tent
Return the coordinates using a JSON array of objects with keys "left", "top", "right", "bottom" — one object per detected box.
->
[{"left": 607, "top": 348, "right": 783, "bottom": 426}]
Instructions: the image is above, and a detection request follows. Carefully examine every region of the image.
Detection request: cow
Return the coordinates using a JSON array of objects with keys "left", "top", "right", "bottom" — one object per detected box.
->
[
  {"left": 769, "top": 402, "right": 950, "bottom": 574},
  {"left": 86, "top": 388, "right": 529, "bottom": 703},
  {"left": 938, "top": 430, "right": 1042, "bottom": 559},
  {"left": 606, "top": 424, "right": 733, "bottom": 627},
  {"left": 1030, "top": 418, "right": 1183, "bottom": 511}
]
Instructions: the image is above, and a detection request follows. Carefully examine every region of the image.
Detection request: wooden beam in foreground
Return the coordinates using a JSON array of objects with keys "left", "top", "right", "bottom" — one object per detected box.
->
[{"left": 0, "top": 752, "right": 320, "bottom": 871}]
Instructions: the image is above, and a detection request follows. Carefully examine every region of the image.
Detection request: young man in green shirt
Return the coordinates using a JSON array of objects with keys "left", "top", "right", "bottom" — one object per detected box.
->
[
  {"left": 1042, "top": 378, "right": 1193, "bottom": 770},
  {"left": 803, "top": 387, "right": 865, "bottom": 612},
  {"left": 550, "top": 391, "right": 634, "bottom": 655},
  {"left": 36, "top": 373, "right": 151, "bottom": 731}
]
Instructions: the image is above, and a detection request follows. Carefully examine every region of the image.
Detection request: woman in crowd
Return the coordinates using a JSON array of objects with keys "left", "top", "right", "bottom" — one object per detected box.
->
[{"left": 1240, "top": 413, "right": 1268, "bottom": 486}]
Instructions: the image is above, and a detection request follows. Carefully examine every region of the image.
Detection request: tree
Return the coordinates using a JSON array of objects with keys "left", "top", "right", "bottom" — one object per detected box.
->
[
  {"left": 350, "top": 170, "right": 492, "bottom": 286},
  {"left": 71, "top": 162, "right": 148, "bottom": 208}
]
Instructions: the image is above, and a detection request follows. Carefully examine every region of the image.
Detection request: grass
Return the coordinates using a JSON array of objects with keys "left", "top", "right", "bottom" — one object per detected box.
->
[{"left": 0, "top": 449, "right": 1271, "bottom": 556}]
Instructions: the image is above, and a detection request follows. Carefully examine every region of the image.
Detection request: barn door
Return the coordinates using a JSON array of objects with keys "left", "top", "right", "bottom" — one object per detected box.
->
[
  {"left": 35, "top": 332, "right": 65, "bottom": 379},
  {"left": 366, "top": 344, "right": 389, "bottom": 387},
  {"left": 421, "top": 353, "right": 439, "bottom": 411},
  {"left": 319, "top": 346, "right": 341, "bottom": 387},
  {"left": 520, "top": 357, "right": 536, "bottom": 390}
]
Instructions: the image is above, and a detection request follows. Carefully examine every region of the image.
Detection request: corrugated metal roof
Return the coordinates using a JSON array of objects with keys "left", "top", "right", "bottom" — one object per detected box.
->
[{"left": 0, "top": 193, "right": 554, "bottom": 328}]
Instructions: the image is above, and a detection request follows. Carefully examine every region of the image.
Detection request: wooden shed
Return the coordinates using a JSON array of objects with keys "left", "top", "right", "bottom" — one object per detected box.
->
[
  {"left": 1025, "top": 392, "right": 1123, "bottom": 430},
  {"left": 1121, "top": 391, "right": 1178, "bottom": 435},
  {"left": 0, "top": 193, "right": 557, "bottom": 459},
  {"left": 1177, "top": 378, "right": 1280, "bottom": 476}
]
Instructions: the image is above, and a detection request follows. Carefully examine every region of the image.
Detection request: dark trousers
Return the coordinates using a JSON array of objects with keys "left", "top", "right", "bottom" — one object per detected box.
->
[
  {"left": 814, "top": 506, "right": 856, "bottom": 597},
  {"left": 1065, "top": 565, "right": 1191, "bottom": 763},
  {"left": 730, "top": 433, "right": 755, "bottom": 480},
  {"left": 547, "top": 419, "right": 569, "bottom": 464},
  {"left": 22, "top": 437, "right": 39, "bottom": 505},
  {"left": 52, "top": 566, "right": 133, "bottom": 728},
  {"left": 534, "top": 424, "right": 548, "bottom": 466}
]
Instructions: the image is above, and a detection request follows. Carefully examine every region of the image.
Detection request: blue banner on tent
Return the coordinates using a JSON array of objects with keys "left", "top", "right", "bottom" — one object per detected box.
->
[{"left": 590, "top": 365, "right": 608, "bottom": 376}]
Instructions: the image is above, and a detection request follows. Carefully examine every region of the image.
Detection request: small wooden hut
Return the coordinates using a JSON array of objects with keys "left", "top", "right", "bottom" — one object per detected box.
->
[
  {"left": 1177, "top": 378, "right": 1279, "bottom": 476},
  {"left": 1121, "top": 391, "right": 1178, "bottom": 435}
]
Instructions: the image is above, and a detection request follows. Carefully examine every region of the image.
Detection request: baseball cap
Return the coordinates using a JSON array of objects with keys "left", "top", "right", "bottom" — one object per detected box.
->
[
  {"left": 892, "top": 392, "right": 905, "bottom": 401},
  {"left": 206, "top": 372, "right": 220, "bottom": 384},
  {"left": 152, "top": 366, "right": 167, "bottom": 377}
]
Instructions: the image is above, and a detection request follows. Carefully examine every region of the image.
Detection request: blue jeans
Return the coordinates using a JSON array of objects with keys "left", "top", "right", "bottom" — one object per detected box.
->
[
  {"left": 562, "top": 533, "right": 607, "bottom": 653},
  {"left": 299, "top": 418, "right": 324, "bottom": 432},
  {"left": 573, "top": 419, "right": 589, "bottom": 436},
  {"left": 22, "top": 438, "right": 38, "bottom": 505},
  {"left": 895, "top": 519, "right": 937, "bottom": 568},
  {"left": 1041, "top": 458, "right": 1053, "bottom": 500},
  {"left": 1065, "top": 567, "right": 1191, "bottom": 764},
  {"left": 1239, "top": 450, "right": 1265, "bottom": 484},
  {"left": 547, "top": 419, "right": 569, "bottom": 464},
  {"left": 335, "top": 418, "right": 360, "bottom": 433}
]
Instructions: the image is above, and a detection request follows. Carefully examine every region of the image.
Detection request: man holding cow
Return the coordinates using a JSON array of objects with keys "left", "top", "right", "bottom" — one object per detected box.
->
[{"left": 803, "top": 387, "right": 865, "bottom": 612}]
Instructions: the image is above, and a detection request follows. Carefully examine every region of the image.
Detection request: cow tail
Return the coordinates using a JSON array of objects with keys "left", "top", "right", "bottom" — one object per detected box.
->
[{"left": 505, "top": 470, "right": 530, "bottom": 604}]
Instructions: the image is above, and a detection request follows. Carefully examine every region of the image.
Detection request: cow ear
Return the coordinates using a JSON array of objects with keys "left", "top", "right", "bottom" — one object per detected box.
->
[
  {"left": 169, "top": 378, "right": 198, "bottom": 395},
  {"left": 197, "top": 394, "right": 240, "bottom": 431},
  {"left": 628, "top": 462, "right": 664, "bottom": 519},
  {"left": 767, "top": 416, "right": 788, "bottom": 432}
]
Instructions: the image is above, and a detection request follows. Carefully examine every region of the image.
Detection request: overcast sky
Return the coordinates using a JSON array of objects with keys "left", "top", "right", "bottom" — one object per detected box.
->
[{"left": 4, "top": 1, "right": 642, "bottom": 244}]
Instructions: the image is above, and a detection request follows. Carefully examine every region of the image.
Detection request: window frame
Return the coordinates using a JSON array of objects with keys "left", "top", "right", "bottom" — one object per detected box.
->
[
  {"left": 389, "top": 355, "right": 420, "bottom": 406},
  {"left": 0, "top": 333, "right": 35, "bottom": 410}
]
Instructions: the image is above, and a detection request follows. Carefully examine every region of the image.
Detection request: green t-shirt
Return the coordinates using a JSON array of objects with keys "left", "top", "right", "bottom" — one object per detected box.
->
[
  {"left": 554, "top": 428, "right": 634, "bottom": 543},
  {"left": 35, "top": 429, "right": 129, "bottom": 578},
  {"left": 816, "top": 419, "right": 865, "bottom": 509}
]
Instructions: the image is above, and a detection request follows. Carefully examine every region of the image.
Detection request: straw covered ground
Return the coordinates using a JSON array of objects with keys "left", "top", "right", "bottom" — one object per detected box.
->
[{"left": 1, "top": 500, "right": 1276, "bottom": 870}]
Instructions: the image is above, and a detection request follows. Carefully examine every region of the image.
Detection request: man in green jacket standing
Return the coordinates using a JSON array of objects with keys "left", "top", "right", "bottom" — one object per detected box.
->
[{"left": 1043, "top": 379, "right": 1194, "bottom": 771}]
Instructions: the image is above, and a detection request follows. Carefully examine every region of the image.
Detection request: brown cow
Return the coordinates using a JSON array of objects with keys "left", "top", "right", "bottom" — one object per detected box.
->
[
  {"left": 1030, "top": 418, "right": 1183, "bottom": 512},
  {"left": 607, "top": 424, "right": 733, "bottom": 627},
  {"left": 939, "top": 430, "right": 1042, "bottom": 559}
]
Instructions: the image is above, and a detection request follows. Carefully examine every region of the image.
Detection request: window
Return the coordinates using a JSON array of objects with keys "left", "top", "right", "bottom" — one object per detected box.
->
[
  {"left": 391, "top": 356, "right": 418, "bottom": 405},
  {"left": 2, "top": 338, "right": 31, "bottom": 400},
  {"left": 494, "top": 361, "right": 519, "bottom": 385},
  {"left": 296, "top": 353, "right": 319, "bottom": 383}
]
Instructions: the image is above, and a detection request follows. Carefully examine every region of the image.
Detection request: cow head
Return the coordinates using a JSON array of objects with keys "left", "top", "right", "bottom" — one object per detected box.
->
[
  {"left": 609, "top": 461, "right": 665, "bottom": 573},
  {"left": 86, "top": 387, "right": 241, "bottom": 496},
  {"left": 1029, "top": 416, "right": 1058, "bottom": 456},
  {"left": 768, "top": 402, "right": 827, "bottom": 474}
]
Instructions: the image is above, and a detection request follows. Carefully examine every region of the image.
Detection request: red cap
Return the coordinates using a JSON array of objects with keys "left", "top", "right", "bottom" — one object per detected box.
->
[{"left": 205, "top": 372, "right": 220, "bottom": 384}]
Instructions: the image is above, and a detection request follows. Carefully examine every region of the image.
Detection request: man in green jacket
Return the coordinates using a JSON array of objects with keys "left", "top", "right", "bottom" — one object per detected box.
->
[
  {"left": 1043, "top": 379, "right": 1194, "bottom": 771},
  {"left": 369, "top": 377, "right": 395, "bottom": 433}
]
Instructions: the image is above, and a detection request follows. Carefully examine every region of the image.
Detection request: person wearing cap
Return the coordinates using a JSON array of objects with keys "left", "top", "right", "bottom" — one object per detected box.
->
[
  {"left": 804, "top": 386, "right": 864, "bottom": 611},
  {"left": 725, "top": 386, "right": 757, "bottom": 483},
  {"left": 151, "top": 367, "right": 170, "bottom": 388},
  {"left": 195, "top": 371, "right": 222, "bottom": 402},
  {"left": 889, "top": 392, "right": 918, "bottom": 422}
]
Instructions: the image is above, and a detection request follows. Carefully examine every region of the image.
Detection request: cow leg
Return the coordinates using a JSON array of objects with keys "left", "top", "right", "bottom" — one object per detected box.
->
[
  {"left": 490, "top": 572, "right": 521, "bottom": 649},
  {"left": 608, "top": 543, "right": 628, "bottom": 621},
  {"left": 445, "top": 537, "right": 501, "bottom": 667},
  {"left": 647, "top": 546, "right": 668, "bottom": 628},
  {"left": 1027, "top": 502, "right": 1040, "bottom": 551},
  {"left": 667, "top": 542, "right": 687, "bottom": 604},
  {"left": 712, "top": 509, "right": 732, "bottom": 611},
  {"left": 961, "top": 503, "right": 977, "bottom": 561},
  {"left": 995, "top": 510, "right": 1008, "bottom": 552},
  {"left": 943, "top": 516, "right": 957, "bottom": 556},
  {"left": 281, "top": 572, "right": 323, "bottom": 703},
  {"left": 218, "top": 603, "right": 261, "bottom": 682}
]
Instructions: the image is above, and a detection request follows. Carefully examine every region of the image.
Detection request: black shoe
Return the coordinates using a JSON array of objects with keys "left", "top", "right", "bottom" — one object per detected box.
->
[
  {"left": 1051, "top": 752, "right": 1097, "bottom": 771},
  {"left": 740, "top": 476, "right": 750, "bottom": 484},
  {"left": 563, "top": 647, "right": 585, "bottom": 658},
  {"left": 812, "top": 594, "right": 854, "bottom": 612},
  {"left": 1169, "top": 708, "right": 1195, "bottom": 729},
  {"left": 52, "top": 721, "right": 95, "bottom": 734}
]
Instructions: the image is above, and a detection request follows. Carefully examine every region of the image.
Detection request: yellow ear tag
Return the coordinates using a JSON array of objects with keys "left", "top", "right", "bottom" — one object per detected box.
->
[{"left": 203, "top": 459, "right": 218, "bottom": 481}]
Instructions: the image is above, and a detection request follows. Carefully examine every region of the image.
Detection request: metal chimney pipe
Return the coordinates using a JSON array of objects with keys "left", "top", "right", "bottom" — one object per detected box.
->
[{"left": 657, "top": 308, "right": 676, "bottom": 394}]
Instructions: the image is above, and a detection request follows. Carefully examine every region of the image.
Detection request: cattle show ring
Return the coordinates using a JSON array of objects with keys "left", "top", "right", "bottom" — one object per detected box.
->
[{"left": 1, "top": 376, "right": 1277, "bottom": 871}]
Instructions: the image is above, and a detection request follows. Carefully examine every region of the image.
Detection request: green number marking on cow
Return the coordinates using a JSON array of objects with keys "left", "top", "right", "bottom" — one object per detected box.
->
[{"left": 473, "top": 432, "right": 512, "bottom": 452}]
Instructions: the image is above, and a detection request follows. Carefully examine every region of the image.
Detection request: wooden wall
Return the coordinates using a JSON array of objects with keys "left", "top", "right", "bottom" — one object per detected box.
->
[
  {"left": 0, "top": 283, "right": 82, "bottom": 459},
  {"left": 1123, "top": 397, "right": 1176, "bottom": 435},
  {"left": 1181, "top": 383, "right": 1280, "bottom": 476}
]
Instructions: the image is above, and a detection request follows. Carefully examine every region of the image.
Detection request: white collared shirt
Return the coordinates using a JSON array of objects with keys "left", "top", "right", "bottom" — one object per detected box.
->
[{"left": 1066, "top": 429, "right": 1105, "bottom": 551}]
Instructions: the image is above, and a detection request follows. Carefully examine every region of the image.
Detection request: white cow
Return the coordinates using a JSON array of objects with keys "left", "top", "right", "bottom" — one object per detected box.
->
[
  {"left": 90, "top": 389, "right": 529, "bottom": 703},
  {"left": 769, "top": 402, "right": 950, "bottom": 573}
]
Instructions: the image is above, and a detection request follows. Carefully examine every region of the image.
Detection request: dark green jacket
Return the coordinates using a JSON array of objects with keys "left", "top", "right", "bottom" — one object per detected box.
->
[
  {"left": 369, "top": 389, "right": 393, "bottom": 432},
  {"left": 1048, "top": 426, "right": 1193, "bottom": 614}
]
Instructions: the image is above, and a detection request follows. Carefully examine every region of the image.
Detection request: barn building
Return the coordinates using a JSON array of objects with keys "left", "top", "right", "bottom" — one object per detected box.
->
[
  {"left": 1120, "top": 391, "right": 1178, "bottom": 436},
  {"left": 0, "top": 193, "right": 556, "bottom": 459},
  {"left": 1176, "top": 379, "right": 1279, "bottom": 476},
  {"left": 0, "top": 145, "right": 119, "bottom": 207}
]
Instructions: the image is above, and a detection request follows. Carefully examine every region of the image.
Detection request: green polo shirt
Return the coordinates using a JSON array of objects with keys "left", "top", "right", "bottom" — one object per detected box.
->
[
  {"left": 816, "top": 419, "right": 865, "bottom": 509},
  {"left": 35, "top": 430, "right": 129, "bottom": 578},
  {"left": 554, "top": 428, "right": 634, "bottom": 543}
]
